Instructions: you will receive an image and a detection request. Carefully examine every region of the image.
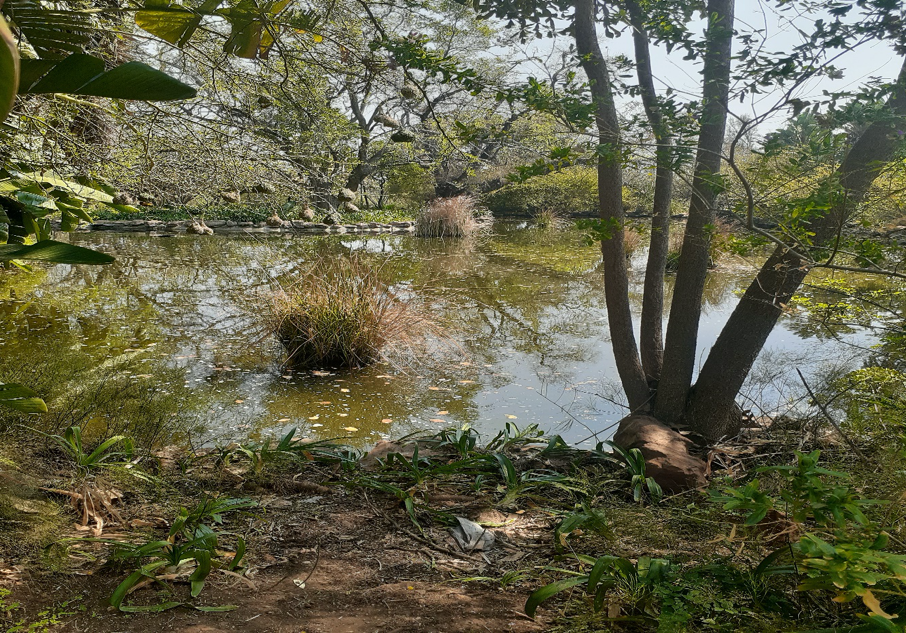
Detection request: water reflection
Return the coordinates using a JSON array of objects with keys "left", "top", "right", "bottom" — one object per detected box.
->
[{"left": 0, "top": 225, "right": 879, "bottom": 446}]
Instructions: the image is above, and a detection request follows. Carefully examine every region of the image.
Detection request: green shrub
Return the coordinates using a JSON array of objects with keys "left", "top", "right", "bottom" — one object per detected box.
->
[
  {"left": 484, "top": 167, "right": 598, "bottom": 216},
  {"left": 268, "top": 256, "right": 434, "bottom": 369}
]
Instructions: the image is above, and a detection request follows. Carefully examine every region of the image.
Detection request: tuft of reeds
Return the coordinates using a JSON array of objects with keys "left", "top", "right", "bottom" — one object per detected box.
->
[
  {"left": 533, "top": 208, "right": 566, "bottom": 230},
  {"left": 415, "top": 195, "right": 482, "bottom": 238},
  {"left": 267, "top": 257, "right": 436, "bottom": 370}
]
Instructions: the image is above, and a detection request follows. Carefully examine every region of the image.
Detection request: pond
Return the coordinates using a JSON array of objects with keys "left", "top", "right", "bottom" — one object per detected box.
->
[{"left": 0, "top": 224, "right": 879, "bottom": 448}]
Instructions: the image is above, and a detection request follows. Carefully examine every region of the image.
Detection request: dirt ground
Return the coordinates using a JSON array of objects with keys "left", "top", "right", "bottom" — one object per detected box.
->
[{"left": 2, "top": 478, "right": 556, "bottom": 633}]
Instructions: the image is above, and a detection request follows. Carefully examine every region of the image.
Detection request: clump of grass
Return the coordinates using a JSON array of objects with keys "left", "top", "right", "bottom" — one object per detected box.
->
[
  {"left": 268, "top": 257, "right": 435, "bottom": 370},
  {"left": 623, "top": 228, "right": 643, "bottom": 258},
  {"left": 534, "top": 208, "right": 566, "bottom": 230},
  {"left": 415, "top": 195, "right": 482, "bottom": 237}
]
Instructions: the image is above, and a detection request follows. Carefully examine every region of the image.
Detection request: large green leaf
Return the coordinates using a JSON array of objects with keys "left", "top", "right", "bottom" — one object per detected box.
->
[
  {"left": 0, "top": 14, "right": 18, "bottom": 121},
  {"left": 524, "top": 576, "right": 588, "bottom": 618},
  {"left": 19, "top": 55, "right": 196, "bottom": 101},
  {"left": 135, "top": 0, "right": 316, "bottom": 60},
  {"left": 2, "top": 0, "right": 94, "bottom": 58},
  {"left": 0, "top": 240, "right": 114, "bottom": 264},
  {"left": 135, "top": 0, "right": 223, "bottom": 47},
  {"left": 0, "top": 383, "right": 47, "bottom": 413}
]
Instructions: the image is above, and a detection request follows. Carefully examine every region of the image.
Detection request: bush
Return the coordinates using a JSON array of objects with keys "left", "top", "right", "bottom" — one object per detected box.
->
[
  {"left": 268, "top": 257, "right": 434, "bottom": 369},
  {"left": 484, "top": 167, "right": 598, "bottom": 217},
  {"left": 415, "top": 195, "right": 482, "bottom": 238}
]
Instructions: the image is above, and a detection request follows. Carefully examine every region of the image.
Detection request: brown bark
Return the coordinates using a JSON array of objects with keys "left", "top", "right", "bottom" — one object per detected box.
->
[
  {"left": 572, "top": 0, "right": 650, "bottom": 412},
  {"left": 626, "top": 0, "right": 674, "bottom": 386},
  {"left": 686, "top": 58, "right": 906, "bottom": 441},
  {"left": 655, "top": 0, "right": 734, "bottom": 424}
]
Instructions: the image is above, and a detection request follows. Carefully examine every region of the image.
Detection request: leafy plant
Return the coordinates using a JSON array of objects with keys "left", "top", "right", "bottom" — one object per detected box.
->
[
  {"left": 46, "top": 426, "right": 133, "bottom": 475},
  {"left": 525, "top": 555, "right": 671, "bottom": 618},
  {"left": 491, "top": 452, "right": 585, "bottom": 506},
  {"left": 83, "top": 496, "right": 256, "bottom": 612},
  {"left": 600, "top": 441, "right": 663, "bottom": 504},
  {"left": 717, "top": 450, "right": 904, "bottom": 623}
]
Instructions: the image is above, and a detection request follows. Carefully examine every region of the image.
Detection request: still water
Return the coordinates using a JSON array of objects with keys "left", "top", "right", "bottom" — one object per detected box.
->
[{"left": 0, "top": 225, "right": 876, "bottom": 447}]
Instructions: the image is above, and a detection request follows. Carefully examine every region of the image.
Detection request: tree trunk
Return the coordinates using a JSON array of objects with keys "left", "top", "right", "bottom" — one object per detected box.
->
[
  {"left": 685, "top": 58, "right": 906, "bottom": 442},
  {"left": 572, "top": 0, "right": 650, "bottom": 412},
  {"left": 626, "top": 0, "right": 674, "bottom": 386},
  {"left": 654, "top": 0, "right": 734, "bottom": 424}
]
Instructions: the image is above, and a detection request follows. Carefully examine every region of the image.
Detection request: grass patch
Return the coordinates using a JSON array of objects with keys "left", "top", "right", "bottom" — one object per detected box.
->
[
  {"left": 415, "top": 195, "right": 484, "bottom": 238},
  {"left": 267, "top": 256, "right": 437, "bottom": 370}
]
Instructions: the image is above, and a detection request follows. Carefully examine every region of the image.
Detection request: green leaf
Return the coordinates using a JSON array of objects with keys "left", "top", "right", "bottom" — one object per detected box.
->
[
  {"left": 0, "top": 240, "right": 114, "bottom": 264},
  {"left": 193, "top": 605, "right": 239, "bottom": 612},
  {"left": 2, "top": 0, "right": 93, "bottom": 57},
  {"left": 118, "top": 601, "right": 184, "bottom": 613},
  {"left": 524, "top": 576, "right": 588, "bottom": 618},
  {"left": 229, "top": 537, "right": 246, "bottom": 571},
  {"left": 19, "top": 55, "right": 196, "bottom": 101},
  {"left": 136, "top": 0, "right": 223, "bottom": 47},
  {"left": 189, "top": 550, "right": 212, "bottom": 597},
  {"left": 0, "top": 14, "right": 18, "bottom": 122},
  {"left": 0, "top": 382, "right": 47, "bottom": 413},
  {"left": 110, "top": 561, "right": 168, "bottom": 609}
]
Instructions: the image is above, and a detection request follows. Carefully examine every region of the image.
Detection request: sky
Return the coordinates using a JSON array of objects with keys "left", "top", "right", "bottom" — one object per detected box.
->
[{"left": 511, "top": 1, "right": 903, "bottom": 136}]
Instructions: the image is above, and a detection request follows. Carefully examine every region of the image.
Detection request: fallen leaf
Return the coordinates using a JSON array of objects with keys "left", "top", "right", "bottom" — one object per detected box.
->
[
  {"left": 428, "top": 386, "right": 441, "bottom": 391},
  {"left": 340, "top": 388, "right": 350, "bottom": 393},
  {"left": 381, "top": 418, "right": 392, "bottom": 424},
  {"left": 458, "top": 380, "right": 475, "bottom": 384},
  {"left": 338, "top": 413, "right": 348, "bottom": 417},
  {"left": 505, "top": 414, "right": 517, "bottom": 419},
  {"left": 235, "top": 399, "right": 244, "bottom": 404},
  {"left": 308, "top": 415, "right": 320, "bottom": 421},
  {"left": 343, "top": 426, "right": 359, "bottom": 432},
  {"left": 429, "top": 418, "right": 445, "bottom": 424},
  {"left": 376, "top": 375, "right": 392, "bottom": 378},
  {"left": 277, "top": 418, "right": 290, "bottom": 423},
  {"left": 436, "top": 411, "right": 449, "bottom": 415},
  {"left": 311, "top": 423, "right": 323, "bottom": 428},
  {"left": 293, "top": 579, "right": 306, "bottom": 589}
]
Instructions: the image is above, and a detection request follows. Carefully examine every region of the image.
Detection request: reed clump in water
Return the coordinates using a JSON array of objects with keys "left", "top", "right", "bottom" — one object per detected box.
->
[
  {"left": 415, "top": 195, "right": 482, "bottom": 238},
  {"left": 268, "top": 257, "right": 436, "bottom": 369}
]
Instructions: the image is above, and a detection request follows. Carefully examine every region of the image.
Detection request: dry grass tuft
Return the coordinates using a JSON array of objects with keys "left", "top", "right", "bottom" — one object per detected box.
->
[
  {"left": 416, "top": 195, "right": 482, "bottom": 238},
  {"left": 267, "top": 257, "right": 437, "bottom": 370},
  {"left": 533, "top": 208, "right": 567, "bottom": 230}
]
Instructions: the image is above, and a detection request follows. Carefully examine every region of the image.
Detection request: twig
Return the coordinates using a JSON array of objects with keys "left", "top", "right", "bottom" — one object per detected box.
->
[{"left": 794, "top": 368, "right": 868, "bottom": 465}]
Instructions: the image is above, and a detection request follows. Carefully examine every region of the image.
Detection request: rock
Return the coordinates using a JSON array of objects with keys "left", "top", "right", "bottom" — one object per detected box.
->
[
  {"left": 266, "top": 213, "right": 284, "bottom": 227},
  {"left": 301, "top": 207, "right": 315, "bottom": 221},
  {"left": 138, "top": 192, "right": 157, "bottom": 204},
  {"left": 220, "top": 190, "right": 241, "bottom": 204},
  {"left": 611, "top": 415, "right": 707, "bottom": 492},
  {"left": 341, "top": 202, "right": 360, "bottom": 214},
  {"left": 186, "top": 220, "right": 214, "bottom": 235},
  {"left": 337, "top": 188, "right": 356, "bottom": 203},
  {"left": 322, "top": 211, "right": 341, "bottom": 225}
]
